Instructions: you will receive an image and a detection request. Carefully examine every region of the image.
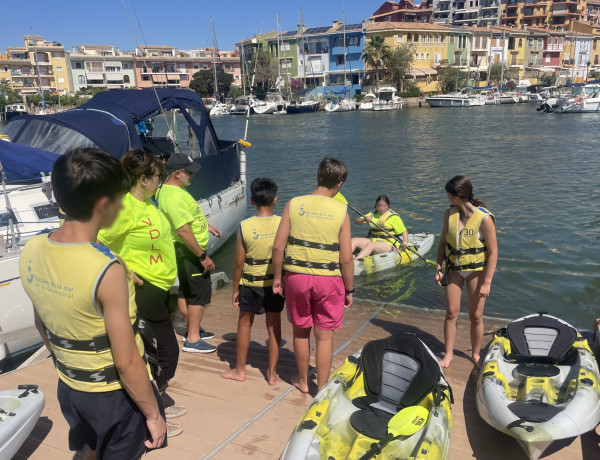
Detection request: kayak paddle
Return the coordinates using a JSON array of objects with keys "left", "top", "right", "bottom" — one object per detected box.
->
[
  {"left": 347, "top": 203, "right": 435, "bottom": 265},
  {"left": 358, "top": 405, "right": 429, "bottom": 460}
]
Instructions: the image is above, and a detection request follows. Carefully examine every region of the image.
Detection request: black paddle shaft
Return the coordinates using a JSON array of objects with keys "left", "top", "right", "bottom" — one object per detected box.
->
[{"left": 358, "top": 433, "right": 394, "bottom": 460}]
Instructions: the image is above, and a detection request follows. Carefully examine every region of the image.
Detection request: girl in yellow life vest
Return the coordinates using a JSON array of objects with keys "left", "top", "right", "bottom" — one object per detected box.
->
[
  {"left": 351, "top": 195, "right": 408, "bottom": 259},
  {"left": 434, "top": 176, "right": 498, "bottom": 369}
]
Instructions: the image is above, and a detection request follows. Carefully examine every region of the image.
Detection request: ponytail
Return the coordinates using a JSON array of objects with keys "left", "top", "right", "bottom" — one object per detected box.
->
[
  {"left": 470, "top": 195, "right": 486, "bottom": 208},
  {"left": 446, "top": 176, "right": 486, "bottom": 208}
]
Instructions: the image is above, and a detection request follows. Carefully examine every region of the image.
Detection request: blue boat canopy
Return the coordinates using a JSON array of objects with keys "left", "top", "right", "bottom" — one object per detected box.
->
[{"left": 0, "top": 141, "right": 58, "bottom": 183}]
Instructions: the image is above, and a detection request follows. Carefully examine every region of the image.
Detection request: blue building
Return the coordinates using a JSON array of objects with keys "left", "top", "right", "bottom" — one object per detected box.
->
[{"left": 328, "top": 22, "right": 366, "bottom": 86}]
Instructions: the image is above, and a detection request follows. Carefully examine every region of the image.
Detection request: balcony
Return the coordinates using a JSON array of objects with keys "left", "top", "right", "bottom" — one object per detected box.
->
[
  {"left": 508, "top": 58, "right": 525, "bottom": 66},
  {"left": 481, "top": 3, "right": 500, "bottom": 8}
]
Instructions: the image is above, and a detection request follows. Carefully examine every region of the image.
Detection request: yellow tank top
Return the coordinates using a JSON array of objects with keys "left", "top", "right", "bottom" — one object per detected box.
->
[
  {"left": 240, "top": 215, "right": 281, "bottom": 287},
  {"left": 445, "top": 206, "right": 494, "bottom": 271},
  {"left": 19, "top": 233, "right": 150, "bottom": 392},
  {"left": 284, "top": 195, "right": 346, "bottom": 277}
]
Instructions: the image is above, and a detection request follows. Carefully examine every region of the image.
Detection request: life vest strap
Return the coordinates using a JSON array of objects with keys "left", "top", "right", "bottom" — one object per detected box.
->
[
  {"left": 368, "top": 229, "right": 402, "bottom": 239},
  {"left": 242, "top": 273, "right": 275, "bottom": 282},
  {"left": 447, "top": 260, "right": 487, "bottom": 271},
  {"left": 288, "top": 236, "right": 339, "bottom": 251},
  {"left": 445, "top": 243, "right": 487, "bottom": 257},
  {"left": 244, "top": 257, "right": 272, "bottom": 266},
  {"left": 284, "top": 256, "right": 340, "bottom": 271},
  {"left": 44, "top": 318, "right": 139, "bottom": 353}
]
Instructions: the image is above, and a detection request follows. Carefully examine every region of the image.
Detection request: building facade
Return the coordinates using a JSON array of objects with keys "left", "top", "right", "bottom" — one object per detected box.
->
[
  {"left": 432, "top": 0, "right": 502, "bottom": 26},
  {"left": 371, "top": 0, "right": 435, "bottom": 23},
  {"left": 68, "top": 45, "right": 136, "bottom": 92},
  {"left": 501, "top": 0, "right": 589, "bottom": 28},
  {"left": 328, "top": 22, "right": 366, "bottom": 85}
]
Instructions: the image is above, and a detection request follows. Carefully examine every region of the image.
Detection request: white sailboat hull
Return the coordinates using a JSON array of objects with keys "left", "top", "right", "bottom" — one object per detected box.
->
[
  {"left": 426, "top": 96, "right": 485, "bottom": 107},
  {"left": 557, "top": 98, "right": 600, "bottom": 113},
  {"left": 373, "top": 101, "right": 402, "bottom": 111},
  {"left": 359, "top": 102, "right": 373, "bottom": 111},
  {"left": 324, "top": 101, "right": 355, "bottom": 112}
]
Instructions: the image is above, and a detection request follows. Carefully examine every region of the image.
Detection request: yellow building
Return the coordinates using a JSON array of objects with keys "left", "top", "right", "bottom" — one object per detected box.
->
[
  {"left": 500, "top": 0, "right": 588, "bottom": 29},
  {"left": 569, "top": 19, "right": 600, "bottom": 70},
  {"left": 365, "top": 22, "right": 451, "bottom": 91},
  {"left": 504, "top": 27, "right": 529, "bottom": 80},
  {"left": 0, "top": 35, "right": 71, "bottom": 97}
]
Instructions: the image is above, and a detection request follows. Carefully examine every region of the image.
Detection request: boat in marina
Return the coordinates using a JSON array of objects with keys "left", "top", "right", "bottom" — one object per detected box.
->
[
  {"left": 556, "top": 84, "right": 600, "bottom": 113},
  {"left": 425, "top": 89, "right": 486, "bottom": 107},
  {"left": 209, "top": 101, "right": 230, "bottom": 116},
  {"left": 285, "top": 98, "right": 319, "bottom": 114},
  {"left": 498, "top": 91, "right": 518, "bottom": 104},
  {"left": 0, "top": 385, "right": 45, "bottom": 458},
  {"left": 2, "top": 103, "right": 27, "bottom": 124},
  {"left": 230, "top": 95, "right": 255, "bottom": 115},
  {"left": 324, "top": 97, "right": 355, "bottom": 112},
  {"left": 358, "top": 91, "right": 377, "bottom": 110},
  {"left": 480, "top": 88, "right": 500, "bottom": 105},
  {"left": 253, "top": 92, "right": 285, "bottom": 114},
  {"left": 0, "top": 88, "right": 248, "bottom": 363},
  {"left": 373, "top": 86, "right": 402, "bottom": 111},
  {"left": 202, "top": 97, "right": 217, "bottom": 110}
]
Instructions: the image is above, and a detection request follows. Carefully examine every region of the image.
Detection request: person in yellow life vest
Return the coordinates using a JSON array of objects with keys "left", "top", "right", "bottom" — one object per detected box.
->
[
  {"left": 434, "top": 175, "right": 498, "bottom": 369},
  {"left": 272, "top": 157, "right": 354, "bottom": 393},
  {"left": 98, "top": 150, "right": 184, "bottom": 438},
  {"left": 351, "top": 195, "right": 408, "bottom": 258},
  {"left": 19, "top": 148, "right": 166, "bottom": 459},
  {"left": 221, "top": 178, "right": 283, "bottom": 386}
]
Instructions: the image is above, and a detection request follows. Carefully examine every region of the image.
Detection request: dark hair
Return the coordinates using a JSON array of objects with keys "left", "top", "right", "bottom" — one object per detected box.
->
[
  {"left": 445, "top": 175, "right": 486, "bottom": 207},
  {"left": 52, "top": 148, "right": 130, "bottom": 222},
  {"left": 317, "top": 157, "right": 348, "bottom": 189},
  {"left": 250, "top": 177, "right": 278, "bottom": 206},
  {"left": 375, "top": 195, "right": 390, "bottom": 207},
  {"left": 121, "top": 149, "right": 164, "bottom": 186}
]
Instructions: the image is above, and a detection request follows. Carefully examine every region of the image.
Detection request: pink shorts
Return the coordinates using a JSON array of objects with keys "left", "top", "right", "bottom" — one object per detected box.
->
[{"left": 284, "top": 272, "right": 345, "bottom": 331}]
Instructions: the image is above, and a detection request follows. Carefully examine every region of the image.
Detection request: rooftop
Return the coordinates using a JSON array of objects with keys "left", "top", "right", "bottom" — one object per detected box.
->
[{"left": 365, "top": 21, "right": 452, "bottom": 31}]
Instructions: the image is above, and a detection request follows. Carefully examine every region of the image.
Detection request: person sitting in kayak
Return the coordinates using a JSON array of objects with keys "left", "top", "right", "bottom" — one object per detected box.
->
[
  {"left": 351, "top": 195, "right": 408, "bottom": 258},
  {"left": 434, "top": 176, "right": 498, "bottom": 369}
]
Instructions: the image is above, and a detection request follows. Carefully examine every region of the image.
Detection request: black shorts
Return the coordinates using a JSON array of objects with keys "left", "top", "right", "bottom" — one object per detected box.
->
[
  {"left": 239, "top": 285, "right": 285, "bottom": 315},
  {"left": 175, "top": 243, "right": 212, "bottom": 306},
  {"left": 57, "top": 379, "right": 166, "bottom": 459}
]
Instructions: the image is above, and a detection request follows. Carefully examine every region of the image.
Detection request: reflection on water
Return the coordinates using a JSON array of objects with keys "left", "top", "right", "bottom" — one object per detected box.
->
[{"left": 210, "top": 105, "right": 600, "bottom": 329}]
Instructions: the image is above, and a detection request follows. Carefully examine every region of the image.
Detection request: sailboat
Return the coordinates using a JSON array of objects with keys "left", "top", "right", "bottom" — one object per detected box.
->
[
  {"left": 254, "top": 15, "right": 287, "bottom": 115},
  {"left": 207, "top": 18, "right": 230, "bottom": 116},
  {"left": 324, "top": 11, "right": 355, "bottom": 113}
]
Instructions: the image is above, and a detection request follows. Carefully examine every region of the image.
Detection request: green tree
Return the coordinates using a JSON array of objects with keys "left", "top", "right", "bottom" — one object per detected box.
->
[
  {"left": 363, "top": 35, "right": 391, "bottom": 81},
  {"left": 436, "top": 61, "right": 467, "bottom": 93},
  {"left": 383, "top": 44, "right": 414, "bottom": 91},
  {"left": 489, "top": 63, "right": 518, "bottom": 87},
  {"left": 0, "top": 78, "right": 12, "bottom": 95},
  {"left": 250, "top": 50, "right": 276, "bottom": 99},
  {"left": 189, "top": 69, "right": 234, "bottom": 98}
]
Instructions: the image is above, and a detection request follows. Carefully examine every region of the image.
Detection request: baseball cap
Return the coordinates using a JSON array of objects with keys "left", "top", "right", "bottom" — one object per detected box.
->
[{"left": 166, "top": 152, "right": 201, "bottom": 173}]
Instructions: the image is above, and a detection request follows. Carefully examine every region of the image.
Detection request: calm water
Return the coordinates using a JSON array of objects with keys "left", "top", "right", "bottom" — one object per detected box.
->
[{"left": 210, "top": 105, "right": 600, "bottom": 329}]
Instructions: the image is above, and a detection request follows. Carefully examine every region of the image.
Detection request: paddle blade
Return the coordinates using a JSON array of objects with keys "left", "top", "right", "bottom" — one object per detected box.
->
[{"left": 388, "top": 406, "right": 429, "bottom": 438}]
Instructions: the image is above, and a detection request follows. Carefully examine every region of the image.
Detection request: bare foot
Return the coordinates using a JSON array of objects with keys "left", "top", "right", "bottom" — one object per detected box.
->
[
  {"left": 438, "top": 354, "right": 453, "bottom": 369},
  {"left": 221, "top": 368, "right": 246, "bottom": 382},
  {"left": 291, "top": 375, "right": 309, "bottom": 393},
  {"left": 472, "top": 353, "right": 482, "bottom": 369},
  {"left": 266, "top": 369, "right": 279, "bottom": 386}
]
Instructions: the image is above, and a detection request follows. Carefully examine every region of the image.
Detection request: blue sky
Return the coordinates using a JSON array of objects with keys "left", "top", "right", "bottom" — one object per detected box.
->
[{"left": 0, "top": 1, "right": 384, "bottom": 52}]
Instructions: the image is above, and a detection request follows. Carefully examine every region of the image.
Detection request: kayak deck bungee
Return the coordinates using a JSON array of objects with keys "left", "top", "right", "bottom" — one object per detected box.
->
[
  {"left": 281, "top": 334, "right": 453, "bottom": 460},
  {"left": 354, "top": 233, "right": 434, "bottom": 276},
  {"left": 476, "top": 313, "right": 600, "bottom": 460}
]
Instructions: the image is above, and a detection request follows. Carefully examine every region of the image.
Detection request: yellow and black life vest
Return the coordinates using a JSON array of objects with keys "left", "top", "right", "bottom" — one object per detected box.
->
[
  {"left": 367, "top": 210, "right": 402, "bottom": 246},
  {"left": 284, "top": 195, "right": 346, "bottom": 277},
  {"left": 445, "top": 206, "right": 494, "bottom": 271},
  {"left": 19, "top": 233, "right": 150, "bottom": 392},
  {"left": 240, "top": 215, "right": 281, "bottom": 287}
]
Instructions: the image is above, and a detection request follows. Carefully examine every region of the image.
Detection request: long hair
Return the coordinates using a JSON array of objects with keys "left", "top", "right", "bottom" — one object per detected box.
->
[
  {"left": 445, "top": 176, "right": 486, "bottom": 208},
  {"left": 375, "top": 194, "right": 390, "bottom": 208}
]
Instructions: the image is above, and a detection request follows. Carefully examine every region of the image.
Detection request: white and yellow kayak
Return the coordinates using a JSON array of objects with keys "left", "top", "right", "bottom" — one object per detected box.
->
[
  {"left": 281, "top": 334, "right": 453, "bottom": 460},
  {"left": 354, "top": 233, "right": 434, "bottom": 276},
  {"left": 477, "top": 313, "right": 600, "bottom": 460}
]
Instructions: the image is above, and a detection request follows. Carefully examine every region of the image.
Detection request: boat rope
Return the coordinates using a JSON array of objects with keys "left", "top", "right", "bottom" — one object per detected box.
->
[{"left": 202, "top": 305, "right": 384, "bottom": 460}]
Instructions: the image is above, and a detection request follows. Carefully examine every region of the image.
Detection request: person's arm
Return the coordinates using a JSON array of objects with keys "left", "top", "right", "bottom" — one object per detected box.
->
[
  {"left": 391, "top": 216, "right": 408, "bottom": 247},
  {"left": 402, "top": 230, "right": 409, "bottom": 247},
  {"left": 208, "top": 225, "right": 222, "bottom": 238},
  {"left": 33, "top": 309, "right": 51, "bottom": 352},
  {"left": 478, "top": 216, "right": 498, "bottom": 297},
  {"left": 176, "top": 223, "right": 215, "bottom": 272},
  {"left": 355, "top": 212, "right": 372, "bottom": 225},
  {"left": 272, "top": 201, "right": 291, "bottom": 297},
  {"left": 339, "top": 213, "right": 354, "bottom": 308},
  {"left": 435, "top": 209, "right": 450, "bottom": 286},
  {"left": 98, "top": 263, "right": 166, "bottom": 449},
  {"left": 232, "top": 229, "right": 245, "bottom": 306}
]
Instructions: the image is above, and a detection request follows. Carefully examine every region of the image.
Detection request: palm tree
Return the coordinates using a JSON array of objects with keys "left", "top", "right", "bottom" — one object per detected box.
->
[
  {"left": 0, "top": 78, "right": 13, "bottom": 95},
  {"left": 363, "top": 35, "right": 391, "bottom": 82}
]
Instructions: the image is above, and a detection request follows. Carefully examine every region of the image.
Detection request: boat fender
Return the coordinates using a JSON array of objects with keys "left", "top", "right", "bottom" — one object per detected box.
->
[
  {"left": 298, "top": 420, "right": 317, "bottom": 431},
  {"left": 575, "top": 96, "right": 584, "bottom": 105},
  {"left": 516, "top": 92, "right": 520, "bottom": 97}
]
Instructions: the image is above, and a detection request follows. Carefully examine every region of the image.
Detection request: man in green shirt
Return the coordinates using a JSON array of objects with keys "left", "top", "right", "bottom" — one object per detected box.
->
[{"left": 158, "top": 153, "right": 221, "bottom": 354}]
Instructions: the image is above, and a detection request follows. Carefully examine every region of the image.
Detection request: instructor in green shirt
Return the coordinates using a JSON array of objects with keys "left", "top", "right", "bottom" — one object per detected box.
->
[{"left": 158, "top": 153, "right": 221, "bottom": 354}]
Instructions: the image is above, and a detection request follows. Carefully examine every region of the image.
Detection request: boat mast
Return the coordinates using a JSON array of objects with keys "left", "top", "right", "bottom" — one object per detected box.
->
[
  {"left": 241, "top": 39, "right": 246, "bottom": 96},
  {"left": 30, "top": 30, "right": 46, "bottom": 110},
  {"left": 211, "top": 17, "right": 219, "bottom": 101},
  {"left": 343, "top": 10, "right": 347, "bottom": 86},
  {"left": 301, "top": 8, "right": 306, "bottom": 88},
  {"left": 500, "top": 28, "right": 505, "bottom": 87},
  {"left": 276, "top": 13, "right": 282, "bottom": 81},
  {"left": 486, "top": 28, "right": 492, "bottom": 86}
]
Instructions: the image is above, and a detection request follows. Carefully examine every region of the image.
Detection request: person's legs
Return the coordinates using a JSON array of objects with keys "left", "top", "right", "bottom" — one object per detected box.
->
[
  {"left": 355, "top": 241, "right": 376, "bottom": 258},
  {"left": 83, "top": 451, "right": 96, "bottom": 460},
  {"left": 182, "top": 262, "right": 214, "bottom": 352},
  {"left": 466, "top": 272, "right": 487, "bottom": 367},
  {"left": 369, "top": 241, "right": 395, "bottom": 255},
  {"left": 221, "top": 311, "right": 254, "bottom": 382},
  {"left": 186, "top": 303, "right": 206, "bottom": 343},
  {"left": 351, "top": 237, "right": 371, "bottom": 253},
  {"left": 177, "top": 297, "right": 189, "bottom": 326},
  {"left": 266, "top": 311, "right": 282, "bottom": 386},
  {"left": 439, "top": 271, "right": 465, "bottom": 368},
  {"left": 292, "top": 325, "right": 312, "bottom": 393},
  {"left": 314, "top": 327, "right": 334, "bottom": 390}
]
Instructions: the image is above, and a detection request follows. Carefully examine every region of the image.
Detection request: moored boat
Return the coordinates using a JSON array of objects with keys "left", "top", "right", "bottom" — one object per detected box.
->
[
  {"left": 426, "top": 89, "right": 485, "bottom": 107},
  {"left": 2, "top": 102, "right": 27, "bottom": 124},
  {"left": 556, "top": 84, "right": 600, "bottom": 113},
  {"left": 354, "top": 233, "right": 434, "bottom": 276},
  {"left": 324, "top": 97, "right": 355, "bottom": 112},
  {"left": 230, "top": 95, "right": 255, "bottom": 115},
  {"left": 359, "top": 91, "right": 377, "bottom": 111},
  {"left": 498, "top": 91, "right": 518, "bottom": 104},
  {"left": 477, "top": 313, "right": 600, "bottom": 460},
  {"left": 285, "top": 98, "right": 319, "bottom": 114},
  {"left": 373, "top": 86, "right": 402, "bottom": 111},
  {"left": 253, "top": 92, "right": 285, "bottom": 114}
]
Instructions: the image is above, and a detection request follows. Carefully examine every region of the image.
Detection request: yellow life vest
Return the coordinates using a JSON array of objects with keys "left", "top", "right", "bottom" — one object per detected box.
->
[
  {"left": 19, "top": 233, "right": 150, "bottom": 392},
  {"left": 284, "top": 195, "right": 346, "bottom": 277},
  {"left": 445, "top": 206, "right": 494, "bottom": 271},
  {"left": 240, "top": 215, "right": 281, "bottom": 287},
  {"left": 367, "top": 210, "right": 403, "bottom": 246}
]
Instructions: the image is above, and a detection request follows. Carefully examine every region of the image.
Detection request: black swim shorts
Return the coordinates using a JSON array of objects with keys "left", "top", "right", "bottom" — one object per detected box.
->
[
  {"left": 239, "top": 285, "right": 285, "bottom": 315},
  {"left": 175, "top": 243, "right": 212, "bottom": 306}
]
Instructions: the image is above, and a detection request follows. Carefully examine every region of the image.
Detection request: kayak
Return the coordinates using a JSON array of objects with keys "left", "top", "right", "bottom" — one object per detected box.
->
[
  {"left": 281, "top": 334, "right": 453, "bottom": 460},
  {"left": 477, "top": 313, "right": 600, "bottom": 460},
  {"left": 354, "top": 233, "right": 434, "bottom": 276},
  {"left": 0, "top": 385, "right": 45, "bottom": 459}
]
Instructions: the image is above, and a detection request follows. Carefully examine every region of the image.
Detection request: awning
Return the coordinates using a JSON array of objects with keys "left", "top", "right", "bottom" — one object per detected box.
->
[
  {"left": 86, "top": 72, "right": 104, "bottom": 80},
  {"left": 105, "top": 72, "right": 123, "bottom": 81},
  {"left": 167, "top": 74, "right": 181, "bottom": 81},
  {"left": 151, "top": 74, "right": 167, "bottom": 83},
  {"left": 422, "top": 80, "right": 441, "bottom": 92},
  {"left": 410, "top": 67, "right": 437, "bottom": 77}
]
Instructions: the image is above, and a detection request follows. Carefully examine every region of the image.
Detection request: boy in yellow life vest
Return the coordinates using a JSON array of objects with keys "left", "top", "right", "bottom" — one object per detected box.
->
[
  {"left": 19, "top": 148, "right": 166, "bottom": 459},
  {"left": 221, "top": 178, "right": 283, "bottom": 385},
  {"left": 272, "top": 158, "right": 354, "bottom": 393}
]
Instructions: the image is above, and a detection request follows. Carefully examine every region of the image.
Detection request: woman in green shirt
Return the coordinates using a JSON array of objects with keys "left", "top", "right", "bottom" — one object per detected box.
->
[
  {"left": 99, "top": 150, "right": 184, "bottom": 435},
  {"left": 351, "top": 195, "right": 409, "bottom": 258}
]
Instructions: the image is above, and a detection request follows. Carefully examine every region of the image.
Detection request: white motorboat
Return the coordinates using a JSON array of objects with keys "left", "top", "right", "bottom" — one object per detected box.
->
[
  {"left": 209, "top": 101, "right": 230, "bottom": 116},
  {"left": 480, "top": 88, "right": 500, "bottom": 105},
  {"left": 514, "top": 80, "right": 533, "bottom": 103},
  {"left": 202, "top": 97, "right": 217, "bottom": 110},
  {"left": 230, "top": 96, "right": 256, "bottom": 115},
  {"left": 324, "top": 98, "right": 355, "bottom": 112},
  {"left": 253, "top": 93, "right": 285, "bottom": 115},
  {"left": 498, "top": 91, "right": 519, "bottom": 104},
  {"left": 358, "top": 92, "right": 377, "bottom": 111},
  {"left": 285, "top": 99, "right": 319, "bottom": 114},
  {"left": 373, "top": 86, "right": 403, "bottom": 111},
  {"left": 2, "top": 102, "right": 27, "bottom": 124},
  {"left": 426, "top": 89, "right": 486, "bottom": 107},
  {"left": 556, "top": 84, "right": 600, "bottom": 113}
]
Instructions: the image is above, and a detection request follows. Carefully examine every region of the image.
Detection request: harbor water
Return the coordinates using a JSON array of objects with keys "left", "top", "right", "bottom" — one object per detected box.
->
[{"left": 210, "top": 104, "right": 600, "bottom": 330}]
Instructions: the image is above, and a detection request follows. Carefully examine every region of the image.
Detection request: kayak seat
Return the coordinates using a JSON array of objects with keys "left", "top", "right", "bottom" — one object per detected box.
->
[
  {"left": 515, "top": 363, "right": 561, "bottom": 378},
  {"left": 349, "top": 334, "right": 441, "bottom": 440},
  {"left": 507, "top": 400, "right": 564, "bottom": 424},
  {"left": 506, "top": 314, "right": 577, "bottom": 364}
]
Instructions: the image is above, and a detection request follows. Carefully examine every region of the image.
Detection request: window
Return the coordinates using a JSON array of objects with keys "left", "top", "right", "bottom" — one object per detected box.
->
[
  {"left": 77, "top": 75, "right": 85, "bottom": 84},
  {"left": 387, "top": 15, "right": 392, "bottom": 21},
  {"left": 546, "top": 55, "right": 551, "bottom": 63},
  {"left": 281, "top": 58, "right": 292, "bottom": 68},
  {"left": 434, "top": 52, "right": 441, "bottom": 66},
  {"left": 538, "top": 39, "right": 543, "bottom": 49},
  {"left": 422, "top": 35, "right": 426, "bottom": 43},
  {"left": 441, "top": 35, "right": 446, "bottom": 44},
  {"left": 414, "top": 34, "right": 419, "bottom": 43},
  {"left": 123, "top": 75, "right": 130, "bottom": 83},
  {"left": 75, "top": 62, "right": 82, "bottom": 69},
  {"left": 346, "top": 36, "right": 360, "bottom": 47},
  {"left": 53, "top": 52, "right": 61, "bottom": 58},
  {"left": 397, "top": 34, "right": 404, "bottom": 43},
  {"left": 180, "top": 74, "right": 188, "bottom": 81},
  {"left": 336, "top": 55, "right": 345, "bottom": 65},
  {"left": 426, "top": 53, "right": 430, "bottom": 59},
  {"left": 203, "top": 65, "right": 208, "bottom": 69},
  {"left": 434, "top": 34, "right": 439, "bottom": 44},
  {"left": 407, "top": 33, "right": 412, "bottom": 42},
  {"left": 152, "top": 64, "right": 161, "bottom": 73},
  {"left": 123, "top": 62, "right": 130, "bottom": 69},
  {"left": 281, "top": 43, "right": 290, "bottom": 52},
  {"left": 594, "top": 41, "right": 598, "bottom": 50},
  {"left": 56, "top": 66, "right": 63, "bottom": 72},
  {"left": 193, "top": 63, "right": 199, "bottom": 69},
  {"left": 595, "top": 55, "right": 599, "bottom": 65},
  {"left": 450, "top": 35, "right": 455, "bottom": 45},
  {"left": 225, "top": 64, "right": 231, "bottom": 69},
  {"left": 428, "top": 34, "right": 433, "bottom": 43},
  {"left": 528, "top": 38, "right": 533, "bottom": 47},
  {"left": 420, "top": 53, "right": 424, "bottom": 59},
  {"left": 58, "top": 77, "right": 64, "bottom": 84},
  {"left": 142, "top": 75, "right": 150, "bottom": 81},
  {"left": 235, "top": 75, "right": 241, "bottom": 79}
]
